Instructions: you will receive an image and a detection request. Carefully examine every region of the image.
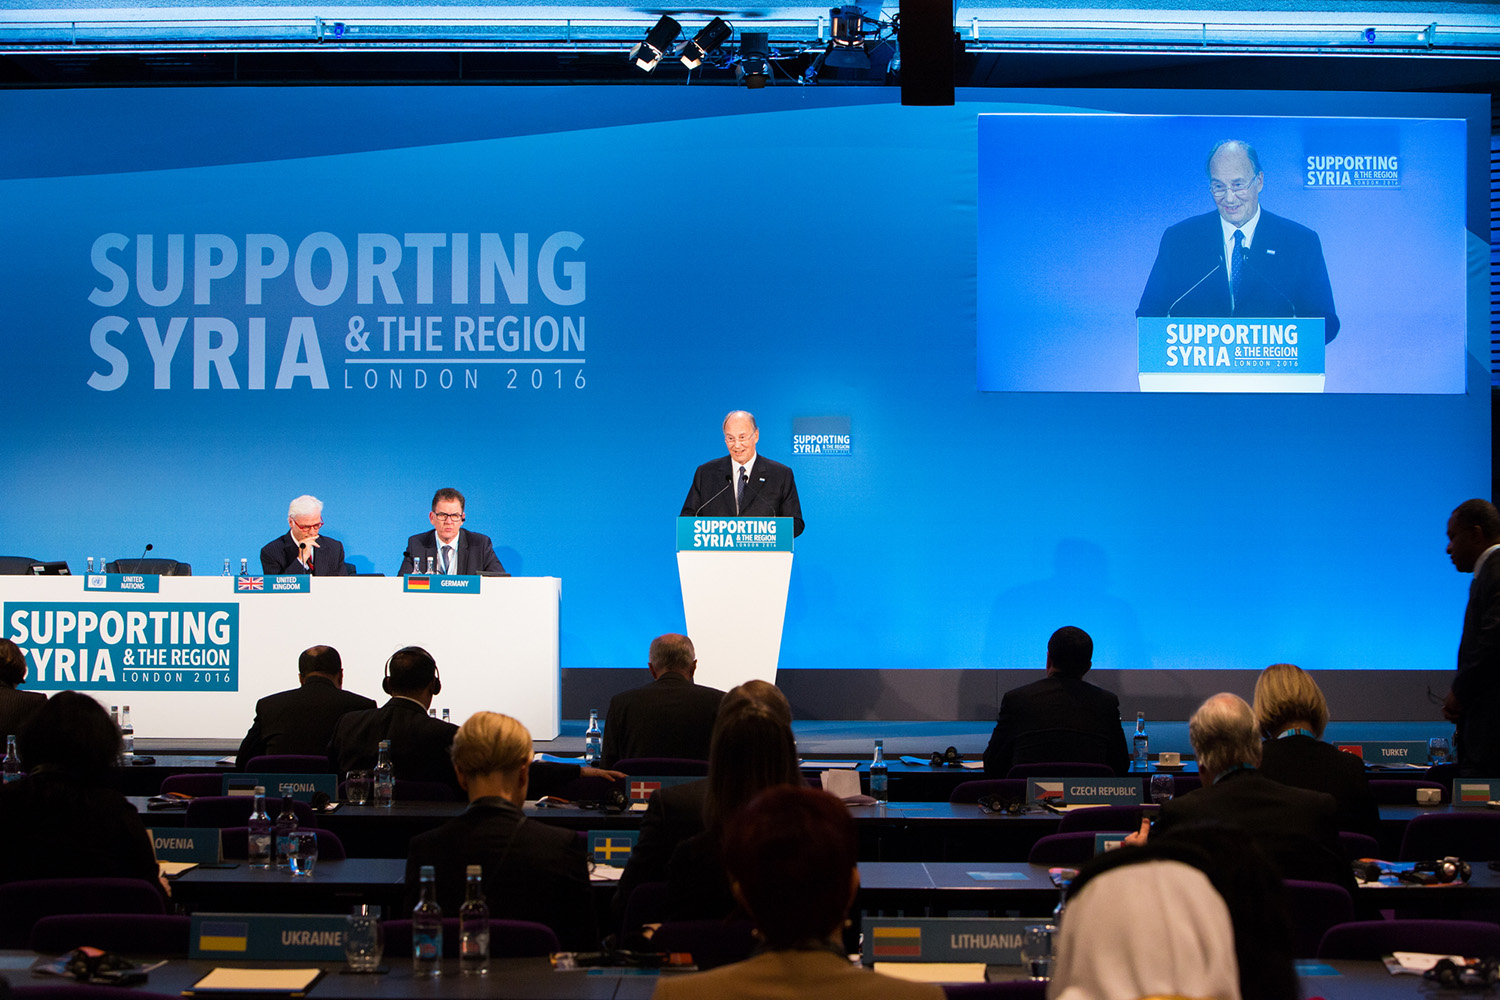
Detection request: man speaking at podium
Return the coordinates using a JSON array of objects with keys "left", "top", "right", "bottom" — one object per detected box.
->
[
  {"left": 680, "top": 410, "right": 804, "bottom": 537},
  {"left": 1136, "top": 139, "right": 1339, "bottom": 342},
  {"left": 260, "top": 495, "right": 351, "bottom": 575}
]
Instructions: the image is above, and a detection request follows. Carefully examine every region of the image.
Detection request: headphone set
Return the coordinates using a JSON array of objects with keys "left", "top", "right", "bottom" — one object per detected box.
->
[
  {"left": 1398, "top": 856, "right": 1472, "bottom": 885},
  {"left": 1426, "top": 957, "right": 1499, "bottom": 989},
  {"left": 928, "top": 746, "right": 965, "bottom": 767},
  {"left": 383, "top": 645, "right": 441, "bottom": 697}
]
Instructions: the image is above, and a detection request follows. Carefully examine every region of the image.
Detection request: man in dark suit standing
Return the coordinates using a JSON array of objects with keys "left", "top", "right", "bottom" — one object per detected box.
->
[
  {"left": 680, "top": 410, "right": 804, "bottom": 537},
  {"left": 1443, "top": 498, "right": 1500, "bottom": 777},
  {"left": 602, "top": 633, "right": 724, "bottom": 767},
  {"left": 260, "top": 495, "right": 353, "bottom": 575},
  {"left": 0, "top": 638, "right": 46, "bottom": 745},
  {"left": 1137, "top": 139, "right": 1339, "bottom": 342},
  {"left": 234, "top": 645, "right": 376, "bottom": 769},
  {"left": 405, "top": 711, "right": 594, "bottom": 949},
  {"left": 983, "top": 626, "right": 1129, "bottom": 778},
  {"left": 399, "top": 487, "right": 506, "bottom": 576}
]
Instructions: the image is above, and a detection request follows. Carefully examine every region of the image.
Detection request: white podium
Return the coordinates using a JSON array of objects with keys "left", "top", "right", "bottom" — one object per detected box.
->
[{"left": 675, "top": 517, "right": 793, "bottom": 691}]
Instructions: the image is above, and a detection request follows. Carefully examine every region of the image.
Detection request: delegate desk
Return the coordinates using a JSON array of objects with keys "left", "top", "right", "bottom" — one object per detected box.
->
[{"left": 0, "top": 575, "right": 560, "bottom": 740}]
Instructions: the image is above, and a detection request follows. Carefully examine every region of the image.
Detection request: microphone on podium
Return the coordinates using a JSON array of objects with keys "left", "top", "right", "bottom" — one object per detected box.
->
[{"left": 694, "top": 474, "right": 734, "bottom": 516}]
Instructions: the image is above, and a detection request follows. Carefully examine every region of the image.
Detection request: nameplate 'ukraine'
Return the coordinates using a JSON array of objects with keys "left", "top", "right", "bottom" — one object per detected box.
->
[
  {"left": 403, "top": 574, "right": 480, "bottom": 594},
  {"left": 84, "top": 573, "right": 159, "bottom": 593},
  {"left": 5, "top": 601, "right": 238, "bottom": 691},
  {"left": 148, "top": 827, "right": 223, "bottom": 863},
  {"left": 862, "top": 918, "right": 1035, "bottom": 964},
  {"left": 230, "top": 773, "right": 338, "bottom": 802},
  {"left": 1027, "top": 777, "right": 1142, "bottom": 806},
  {"left": 235, "top": 575, "right": 309, "bottom": 594},
  {"left": 676, "top": 516, "right": 793, "bottom": 552},
  {"left": 191, "top": 914, "right": 346, "bottom": 960}
]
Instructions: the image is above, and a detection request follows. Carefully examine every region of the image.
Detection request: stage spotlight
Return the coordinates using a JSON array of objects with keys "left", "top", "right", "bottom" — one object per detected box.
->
[
  {"left": 827, "top": 5, "right": 872, "bottom": 69},
  {"left": 737, "top": 31, "right": 771, "bottom": 88},
  {"left": 629, "top": 15, "right": 681, "bottom": 72},
  {"left": 681, "top": 17, "right": 733, "bottom": 68}
]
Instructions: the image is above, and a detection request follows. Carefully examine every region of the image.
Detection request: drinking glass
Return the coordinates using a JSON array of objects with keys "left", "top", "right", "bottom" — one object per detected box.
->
[
  {"left": 345, "top": 770, "right": 372, "bottom": 806},
  {"left": 345, "top": 904, "right": 384, "bottom": 972},
  {"left": 1150, "top": 773, "right": 1175, "bottom": 805},
  {"left": 288, "top": 832, "right": 318, "bottom": 877},
  {"left": 1020, "top": 923, "right": 1055, "bottom": 981},
  {"left": 1429, "top": 737, "right": 1452, "bottom": 764}
]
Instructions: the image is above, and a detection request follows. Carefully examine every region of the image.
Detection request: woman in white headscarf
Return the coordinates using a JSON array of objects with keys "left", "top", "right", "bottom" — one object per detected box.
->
[{"left": 1049, "top": 858, "right": 1241, "bottom": 1000}]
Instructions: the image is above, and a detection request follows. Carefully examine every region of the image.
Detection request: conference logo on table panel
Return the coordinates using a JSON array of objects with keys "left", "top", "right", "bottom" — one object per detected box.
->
[
  {"left": 83, "top": 230, "right": 588, "bottom": 395},
  {"left": 3, "top": 601, "right": 239, "bottom": 691}
]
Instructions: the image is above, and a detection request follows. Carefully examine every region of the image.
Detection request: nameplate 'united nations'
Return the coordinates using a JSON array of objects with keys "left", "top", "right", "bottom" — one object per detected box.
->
[
  {"left": 84, "top": 573, "right": 160, "bottom": 593},
  {"left": 676, "top": 516, "right": 794, "bottom": 552}
]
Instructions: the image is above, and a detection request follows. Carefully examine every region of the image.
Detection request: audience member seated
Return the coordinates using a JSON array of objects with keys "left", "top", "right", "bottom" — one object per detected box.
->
[
  {"left": 1144, "top": 692, "right": 1353, "bottom": 892},
  {"left": 0, "top": 691, "right": 161, "bottom": 892},
  {"left": 234, "top": 645, "right": 376, "bottom": 769},
  {"left": 1253, "top": 662, "right": 1380, "bottom": 840},
  {"left": 983, "top": 625, "right": 1129, "bottom": 778},
  {"left": 0, "top": 639, "right": 44, "bottom": 746},
  {"left": 614, "top": 680, "right": 796, "bottom": 926},
  {"left": 330, "top": 646, "right": 622, "bottom": 798},
  {"left": 649, "top": 785, "right": 943, "bottom": 1000},
  {"left": 602, "top": 633, "right": 723, "bottom": 768},
  {"left": 403, "top": 712, "right": 594, "bottom": 950}
]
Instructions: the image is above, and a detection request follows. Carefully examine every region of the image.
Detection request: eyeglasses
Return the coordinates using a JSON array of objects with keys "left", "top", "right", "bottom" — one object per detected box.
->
[
  {"left": 432, "top": 511, "right": 466, "bottom": 523},
  {"left": 293, "top": 521, "right": 323, "bottom": 531},
  {"left": 1209, "top": 179, "right": 1255, "bottom": 198}
]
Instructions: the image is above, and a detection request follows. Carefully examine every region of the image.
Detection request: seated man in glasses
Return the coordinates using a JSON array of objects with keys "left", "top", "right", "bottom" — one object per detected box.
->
[
  {"left": 260, "top": 495, "right": 353, "bottom": 575},
  {"left": 399, "top": 487, "right": 506, "bottom": 576}
]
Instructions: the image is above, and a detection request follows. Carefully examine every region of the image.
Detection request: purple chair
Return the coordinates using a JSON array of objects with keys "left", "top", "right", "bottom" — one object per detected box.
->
[
  {"left": 15, "top": 987, "right": 180, "bottom": 1000},
  {"left": 1399, "top": 812, "right": 1500, "bottom": 861},
  {"left": 158, "top": 773, "right": 226, "bottom": 797},
  {"left": 949, "top": 779, "right": 1026, "bottom": 804},
  {"left": 1283, "top": 880, "right": 1354, "bottom": 957},
  {"left": 613, "top": 758, "right": 709, "bottom": 776},
  {"left": 184, "top": 795, "right": 317, "bottom": 828},
  {"left": 1318, "top": 919, "right": 1500, "bottom": 960},
  {"left": 383, "top": 918, "right": 559, "bottom": 957},
  {"left": 650, "top": 920, "right": 756, "bottom": 969},
  {"left": 0, "top": 878, "right": 165, "bottom": 948},
  {"left": 1026, "top": 832, "right": 1100, "bottom": 865},
  {"left": 1368, "top": 779, "right": 1449, "bottom": 805},
  {"left": 1337, "top": 831, "right": 1381, "bottom": 862},
  {"left": 29, "top": 914, "right": 191, "bottom": 956},
  {"left": 220, "top": 826, "right": 347, "bottom": 860},
  {"left": 1007, "top": 762, "right": 1115, "bottom": 780},
  {"left": 944, "top": 983, "right": 1048, "bottom": 998},
  {"left": 244, "top": 754, "right": 333, "bottom": 774},
  {"left": 1057, "top": 805, "right": 1149, "bottom": 833}
]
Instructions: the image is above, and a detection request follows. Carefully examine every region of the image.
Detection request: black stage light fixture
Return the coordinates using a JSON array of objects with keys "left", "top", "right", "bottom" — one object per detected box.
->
[
  {"left": 826, "top": 5, "right": 872, "bottom": 69},
  {"left": 737, "top": 31, "right": 771, "bottom": 88},
  {"left": 681, "top": 17, "right": 733, "bottom": 68},
  {"left": 630, "top": 15, "right": 682, "bottom": 72}
]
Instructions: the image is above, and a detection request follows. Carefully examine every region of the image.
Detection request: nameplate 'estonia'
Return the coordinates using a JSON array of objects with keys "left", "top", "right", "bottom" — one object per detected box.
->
[
  {"left": 235, "top": 575, "right": 309, "bottom": 594},
  {"left": 191, "top": 913, "right": 346, "bottom": 960},
  {"left": 229, "top": 773, "right": 338, "bottom": 802},
  {"left": 148, "top": 827, "right": 223, "bottom": 863},
  {"left": 403, "top": 574, "right": 480, "bottom": 594},
  {"left": 84, "top": 573, "right": 159, "bottom": 593},
  {"left": 862, "top": 918, "right": 1035, "bottom": 964},
  {"left": 1027, "top": 777, "right": 1142, "bottom": 806},
  {"left": 676, "top": 516, "right": 793, "bottom": 552}
]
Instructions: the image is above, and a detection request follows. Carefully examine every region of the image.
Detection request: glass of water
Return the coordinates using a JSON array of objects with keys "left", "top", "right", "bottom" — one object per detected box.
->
[
  {"left": 1021, "top": 923, "right": 1055, "bottom": 981},
  {"left": 345, "top": 904, "right": 383, "bottom": 972},
  {"left": 288, "top": 832, "right": 318, "bottom": 877},
  {"left": 1429, "top": 736, "right": 1452, "bottom": 764},
  {"left": 345, "top": 770, "right": 372, "bottom": 806},
  {"left": 1150, "top": 773, "right": 1175, "bottom": 804}
]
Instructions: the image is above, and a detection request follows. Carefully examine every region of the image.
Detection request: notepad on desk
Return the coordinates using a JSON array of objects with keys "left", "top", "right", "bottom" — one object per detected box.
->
[
  {"left": 159, "top": 861, "right": 199, "bottom": 878},
  {"left": 185, "top": 968, "right": 323, "bottom": 994}
]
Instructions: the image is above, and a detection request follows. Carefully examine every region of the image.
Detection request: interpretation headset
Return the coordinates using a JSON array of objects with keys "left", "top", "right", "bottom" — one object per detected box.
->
[
  {"left": 383, "top": 645, "right": 441, "bottom": 697},
  {"left": 1426, "top": 957, "right": 1499, "bottom": 989},
  {"left": 1397, "top": 856, "right": 1472, "bottom": 885}
]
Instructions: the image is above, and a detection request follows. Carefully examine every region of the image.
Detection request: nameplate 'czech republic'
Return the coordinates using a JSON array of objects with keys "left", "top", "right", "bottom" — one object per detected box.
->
[{"left": 676, "top": 516, "right": 794, "bottom": 552}]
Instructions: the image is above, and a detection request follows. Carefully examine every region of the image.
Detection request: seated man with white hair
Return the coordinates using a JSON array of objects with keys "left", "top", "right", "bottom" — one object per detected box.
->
[{"left": 260, "top": 494, "right": 353, "bottom": 575}]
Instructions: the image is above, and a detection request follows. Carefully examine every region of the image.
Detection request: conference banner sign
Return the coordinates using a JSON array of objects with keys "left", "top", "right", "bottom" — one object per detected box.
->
[{"left": 4, "top": 601, "right": 240, "bottom": 691}]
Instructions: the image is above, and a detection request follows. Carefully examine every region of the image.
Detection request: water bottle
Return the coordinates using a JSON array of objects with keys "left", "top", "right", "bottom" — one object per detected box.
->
[
  {"left": 412, "top": 865, "right": 443, "bottom": 977},
  {"left": 870, "top": 738, "right": 889, "bottom": 805},
  {"left": 274, "top": 793, "right": 298, "bottom": 867},
  {"left": 583, "top": 710, "right": 603, "bottom": 764},
  {"left": 442, "top": 708, "right": 451, "bottom": 724},
  {"left": 240, "top": 558, "right": 249, "bottom": 575},
  {"left": 222, "top": 558, "right": 231, "bottom": 576},
  {"left": 247, "top": 786, "right": 273, "bottom": 868},
  {"left": 2, "top": 735, "right": 21, "bottom": 783},
  {"left": 374, "top": 740, "right": 395, "bottom": 807},
  {"left": 120, "top": 706, "right": 134, "bottom": 761},
  {"left": 1133, "top": 712, "right": 1149, "bottom": 769},
  {"left": 429, "top": 708, "right": 437, "bottom": 718},
  {"left": 86, "top": 557, "right": 94, "bottom": 574},
  {"left": 425, "top": 555, "right": 435, "bottom": 574},
  {"left": 458, "top": 864, "right": 490, "bottom": 976}
]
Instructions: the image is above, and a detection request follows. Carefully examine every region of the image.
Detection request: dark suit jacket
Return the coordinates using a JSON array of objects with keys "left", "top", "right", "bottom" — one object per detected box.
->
[
  {"left": 601, "top": 673, "right": 724, "bottom": 768},
  {"left": 259, "top": 533, "right": 352, "bottom": 576},
  {"left": 1136, "top": 209, "right": 1340, "bottom": 341},
  {"left": 1258, "top": 733, "right": 1381, "bottom": 840},
  {"left": 982, "top": 673, "right": 1129, "bottom": 778},
  {"left": 1455, "top": 550, "right": 1500, "bottom": 777},
  {"left": 680, "top": 455, "right": 805, "bottom": 537},
  {"left": 0, "top": 685, "right": 46, "bottom": 745},
  {"left": 613, "top": 779, "right": 706, "bottom": 922},
  {"left": 404, "top": 797, "right": 595, "bottom": 950},
  {"left": 234, "top": 675, "right": 377, "bottom": 770},
  {"left": 399, "top": 529, "right": 505, "bottom": 576},
  {"left": 1156, "top": 768, "right": 1353, "bottom": 891},
  {"left": 328, "top": 698, "right": 461, "bottom": 792},
  {"left": 0, "top": 770, "right": 161, "bottom": 890}
]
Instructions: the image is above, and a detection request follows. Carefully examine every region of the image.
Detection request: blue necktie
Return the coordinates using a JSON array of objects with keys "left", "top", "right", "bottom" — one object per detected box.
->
[
  {"left": 440, "top": 545, "right": 452, "bottom": 574},
  {"left": 1230, "top": 229, "right": 1246, "bottom": 305},
  {"left": 736, "top": 467, "right": 748, "bottom": 514}
]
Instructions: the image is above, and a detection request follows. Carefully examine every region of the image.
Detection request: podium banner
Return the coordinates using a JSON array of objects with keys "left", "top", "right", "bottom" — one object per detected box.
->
[
  {"left": 1138, "top": 317, "right": 1326, "bottom": 392},
  {"left": 676, "top": 517, "right": 792, "bottom": 690}
]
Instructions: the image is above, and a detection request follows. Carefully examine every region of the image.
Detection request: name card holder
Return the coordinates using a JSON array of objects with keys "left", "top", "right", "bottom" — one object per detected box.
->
[
  {"left": 1454, "top": 779, "right": 1497, "bottom": 806},
  {"left": 588, "top": 829, "right": 639, "bottom": 865},
  {"left": 149, "top": 827, "right": 223, "bottom": 863},
  {"left": 863, "top": 917, "right": 1037, "bottom": 964},
  {"left": 403, "top": 574, "right": 481, "bottom": 594},
  {"left": 84, "top": 573, "right": 160, "bottom": 593},
  {"left": 191, "top": 913, "right": 347, "bottom": 960},
  {"left": 227, "top": 773, "right": 338, "bottom": 802},
  {"left": 1027, "top": 776, "right": 1143, "bottom": 806},
  {"left": 234, "top": 575, "right": 310, "bottom": 594}
]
